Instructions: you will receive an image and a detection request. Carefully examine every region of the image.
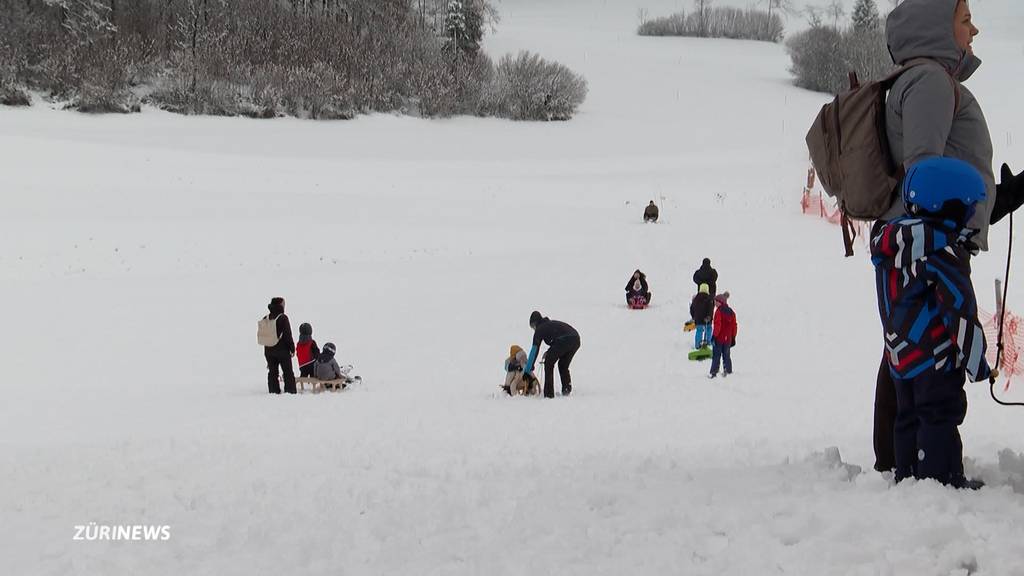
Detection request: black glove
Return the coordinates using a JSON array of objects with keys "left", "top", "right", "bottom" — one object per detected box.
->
[
  {"left": 990, "top": 164, "right": 1024, "bottom": 225},
  {"left": 731, "top": 338, "right": 737, "bottom": 347}
]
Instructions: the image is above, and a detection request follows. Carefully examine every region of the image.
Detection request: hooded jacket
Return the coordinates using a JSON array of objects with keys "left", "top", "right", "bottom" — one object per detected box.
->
[
  {"left": 883, "top": 0, "right": 995, "bottom": 249},
  {"left": 712, "top": 303, "right": 737, "bottom": 345},
  {"left": 693, "top": 260, "right": 718, "bottom": 296},
  {"left": 314, "top": 344, "right": 345, "bottom": 381},
  {"left": 871, "top": 216, "right": 990, "bottom": 382},
  {"left": 626, "top": 271, "right": 650, "bottom": 295}
]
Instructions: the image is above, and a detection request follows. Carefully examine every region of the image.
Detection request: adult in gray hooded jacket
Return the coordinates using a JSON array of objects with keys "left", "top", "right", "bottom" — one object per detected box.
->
[{"left": 873, "top": 0, "right": 1024, "bottom": 475}]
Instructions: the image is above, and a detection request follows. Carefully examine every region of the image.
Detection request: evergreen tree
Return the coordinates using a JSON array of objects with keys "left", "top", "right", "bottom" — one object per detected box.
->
[
  {"left": 851, "top": 0, "right": 880, "bottom": 33},
  {"left": 444, "top": 0, "right": 484, "bottom": 57}
]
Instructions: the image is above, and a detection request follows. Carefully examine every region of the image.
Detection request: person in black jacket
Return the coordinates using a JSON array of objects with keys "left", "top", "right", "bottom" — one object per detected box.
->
[
  {"left": 524, "top": 311, "right": 581, "bottom": 398},
  {"left": 644, "top": 201, "right": 659, "bottom": 223},
  {"left": 689, "top": 283, "right": 715, "bottom": 349},
  {"left": 692, "top": 258, "right": 718, "bottom": 296},
  {"left": 264, "top": 297, "right": 296, "bottom": 394},
  {"left": 625, "top": 269, "right": 652, "bottom": 306}
]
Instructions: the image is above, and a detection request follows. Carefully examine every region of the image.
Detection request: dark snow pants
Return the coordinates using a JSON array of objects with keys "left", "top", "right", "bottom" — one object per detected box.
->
[
  {"left": 873, "top": 356, "right": 898, "bottom": 472},
  {"left": 266, "top": 351, "right": 297, "bottom": 394},
  {"left": 892, "top": 368, "right": 968, "bottom": 484},
  {"left": 544, "top": 336, "right": 580, "bottom": 398}
]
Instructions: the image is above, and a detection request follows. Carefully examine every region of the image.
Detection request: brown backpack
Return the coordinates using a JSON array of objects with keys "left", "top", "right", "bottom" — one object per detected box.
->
[{"left": 805, "top": 59, "right": 959, "bottom": 256}]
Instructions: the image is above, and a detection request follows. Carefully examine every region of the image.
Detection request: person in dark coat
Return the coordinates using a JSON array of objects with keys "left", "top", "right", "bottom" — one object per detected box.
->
[
  {"left": 625, "top": 270, "right": 652, "bottom": 306},
  {"left": 264, "top": 297, "right": 296, "bottom": 394},
  {"left": 692, "top": 258, "right": 718, "bottom": 296},
  {"left": 644, "top": 201, "right": 659, "bottom": 223},
  {"left": 524, "top": 311, "right": 581, "bottom": 398},
  {"left": 689, "top": 283, "right": 714, "bottom": 349}
]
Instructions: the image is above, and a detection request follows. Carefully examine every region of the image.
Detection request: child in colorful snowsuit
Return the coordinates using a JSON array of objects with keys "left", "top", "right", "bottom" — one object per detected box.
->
[
  {"left": 871, "top": 157, "right": 991, "bottom": 487},
  {"left": 689, "top": 283, "right": 714, "bottom": 349},
  {"left": 295, "top": 323, "right": 321, "bottom": 378},
  {"left": 709, "top": 292, "right": 736, "bottom": 378}
]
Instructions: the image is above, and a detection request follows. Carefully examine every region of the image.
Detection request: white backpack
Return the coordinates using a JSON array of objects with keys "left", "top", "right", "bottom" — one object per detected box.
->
[{"left": 257, "top": 315, "right": 281, "bottom": 347}]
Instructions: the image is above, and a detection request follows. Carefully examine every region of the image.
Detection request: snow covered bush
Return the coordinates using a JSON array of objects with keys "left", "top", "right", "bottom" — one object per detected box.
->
[
  {"left": 638, "top": 7, "right": 784, "bottom": 43},
  {"left": 786, "top": 22, "right": 891, "bottom": 94},
  {"left": 0, "top": 0, "right": 588, "bottom": 122},
  {"left": 485, "top": 51, "right": 588, "bottom": 121}
]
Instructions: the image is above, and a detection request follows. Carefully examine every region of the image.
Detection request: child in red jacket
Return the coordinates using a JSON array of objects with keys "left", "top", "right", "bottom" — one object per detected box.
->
[
  {"left": 295, "top": 323, "right": 320, "bottom": 378},
  {"left": 709, "top": 292, "right": 737, "bottom": 379}
]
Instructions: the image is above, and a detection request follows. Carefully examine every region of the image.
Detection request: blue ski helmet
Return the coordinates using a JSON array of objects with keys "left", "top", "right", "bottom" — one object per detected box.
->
[{"left": 902, "top": 157, "right": 986, "bottom": 214}]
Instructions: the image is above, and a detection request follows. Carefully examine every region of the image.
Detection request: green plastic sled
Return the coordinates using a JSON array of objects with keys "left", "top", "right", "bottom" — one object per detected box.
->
[{"left": 688, "top": 346, "right": 712, "bottom": 361}]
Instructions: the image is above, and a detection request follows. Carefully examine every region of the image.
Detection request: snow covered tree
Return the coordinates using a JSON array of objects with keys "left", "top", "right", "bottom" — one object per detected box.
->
[
  {"left": 693, "top": 0, "right": 712, "bottom": 38},
  {"left": 851, "top": 0, "right": 881, "bottom": 33},
  {"left": 43, "top": 0, "right": 115, "bottom": 41},
  {"left": 827, "top": 0, "right": 846, "bottom": 29}
]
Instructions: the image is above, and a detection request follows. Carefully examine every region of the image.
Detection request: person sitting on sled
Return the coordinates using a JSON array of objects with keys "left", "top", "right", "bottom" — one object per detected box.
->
[
  {"left": 689, "top": 283, "right": 714, "bottom": 349},
  {"left": 871, "top": 156, "right": 991, "bottom": 488},
  {"left": 626, "top": 270, "right": 652, "bottom": 308},
  {"left": 644, "top": 201, "right": 659, "bottom": 223},
  {"left": 503, "top": 345, "right": 538, "bottom": 396},
  {"left": 314, "top": 342, "right": 356, "bottom": 389}
]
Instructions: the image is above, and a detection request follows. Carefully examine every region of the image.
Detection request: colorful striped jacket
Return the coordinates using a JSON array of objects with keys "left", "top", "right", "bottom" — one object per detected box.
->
[{"left": 871, "top": 217, "right": 991, "bottom": 382}]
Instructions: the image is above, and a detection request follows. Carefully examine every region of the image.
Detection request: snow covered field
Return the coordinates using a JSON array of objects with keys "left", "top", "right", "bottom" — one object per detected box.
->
[{"left": 2, "top": 0, "right": 1024, "bottom": 574}]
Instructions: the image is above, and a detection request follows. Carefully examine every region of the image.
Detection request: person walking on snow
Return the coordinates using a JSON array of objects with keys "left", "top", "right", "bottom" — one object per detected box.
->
[
  {"left": 871, "top": 0, "right": 1024, "bottom": 475},
  {"left": 709, "top": 292, "right": 736, "bottom": 379},
  {"left": 263, "top": 297, "right": 296, "bottom": 394},
  {"left": 689, "top": 283, "right": 715, "bottom": 349},
  {"left": 524, "top": 311, "right": 581, "bottom": 398},
  {"left": 693, "top": 258, "right": 718, "bottom": 297}
]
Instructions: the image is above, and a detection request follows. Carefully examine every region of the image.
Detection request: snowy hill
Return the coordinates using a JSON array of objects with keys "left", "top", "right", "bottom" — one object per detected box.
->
[{"left": 2, "top": 0, "right": 1023, "bottom": 574}]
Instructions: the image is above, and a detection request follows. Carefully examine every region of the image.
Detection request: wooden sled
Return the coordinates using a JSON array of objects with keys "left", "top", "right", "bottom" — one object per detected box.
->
[{"left": 296, "top": 376, "right": 349, "bottom": 393}]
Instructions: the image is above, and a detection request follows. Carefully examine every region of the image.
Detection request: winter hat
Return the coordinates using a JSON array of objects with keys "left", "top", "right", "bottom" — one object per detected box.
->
[
  {"left": 529, "top": 311, "right": 544, "bottom": 328},
  {"left": 510, "top": 345, "right": 524, "bottom": 358},
  {"left": 715, "top": 291, "right": 730, "bottom": 305},
  {"left": 702, "top": 258, "right": 711, "bottom": 266},
  {"left": 268, "top": 297, "right": 285, "bottom": 317},
  {"left": 699, "top": 283, "right": 710, "bottom": 295},
  {"left": 298, "top": 322, "right": 313, "bottom": 342}
]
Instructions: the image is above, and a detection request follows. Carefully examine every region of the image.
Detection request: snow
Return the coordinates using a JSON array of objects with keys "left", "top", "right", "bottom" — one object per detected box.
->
[{"left": 2, "top": 0, "right": 1024, "bottom": 574}]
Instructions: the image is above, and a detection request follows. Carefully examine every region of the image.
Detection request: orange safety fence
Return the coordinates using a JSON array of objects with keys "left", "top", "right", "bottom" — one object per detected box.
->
[
  {"left": 800, "top": 166, "right": 869, "bottom": 245},
  {"left": 981, "top": 308, "right": 1021, "bottom": 390}
]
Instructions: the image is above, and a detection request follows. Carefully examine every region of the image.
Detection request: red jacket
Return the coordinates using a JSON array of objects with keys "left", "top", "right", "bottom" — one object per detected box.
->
[
  {"left": 713, "top": 305, "right": 737, "bottom": 345},
  {"left": 295, "top": 340, "right": 319, "bottom": 367}
]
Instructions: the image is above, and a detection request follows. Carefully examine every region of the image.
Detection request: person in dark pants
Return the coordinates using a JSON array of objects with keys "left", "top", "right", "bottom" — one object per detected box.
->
[
  {"left": 625, "top": 269, "right": 652, "bottom": 307},
  {"left": 264, "top": 297, "right": 296, "bottom": 394},
  {"left": 643, "top": 201, "right": 659, "bottom": 223},
  {"left": 692, "top": 258, "right": 718, "bottom": 297},
  {"left": 524, "top": 311, "right": 581, "bottom": 398}
]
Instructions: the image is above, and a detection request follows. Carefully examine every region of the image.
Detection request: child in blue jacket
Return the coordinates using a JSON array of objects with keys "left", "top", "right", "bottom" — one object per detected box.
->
[{"left": 871, "top": 156, "right": 991, "bottom": 487}]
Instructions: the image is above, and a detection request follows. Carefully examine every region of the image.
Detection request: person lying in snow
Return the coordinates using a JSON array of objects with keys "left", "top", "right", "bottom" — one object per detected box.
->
[
  {"left": 502, "top": 345, "right": 539, "bottom": 396},
  {"left": 871, "top": 156, "right": 991, "bottom": 488},
  {"left": 625, "top": 269, "right": 652, "bottom": 307}
]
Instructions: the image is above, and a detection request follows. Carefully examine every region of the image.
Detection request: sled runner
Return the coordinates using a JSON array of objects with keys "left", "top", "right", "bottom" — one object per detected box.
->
[{"left": 296, "top": 376, "right": 361, "bottom": 393}]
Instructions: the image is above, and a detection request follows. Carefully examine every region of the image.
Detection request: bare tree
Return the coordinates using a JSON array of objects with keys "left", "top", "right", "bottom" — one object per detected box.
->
[{"left": 827, "top": 0, "right": 845, "bottom": 28}]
